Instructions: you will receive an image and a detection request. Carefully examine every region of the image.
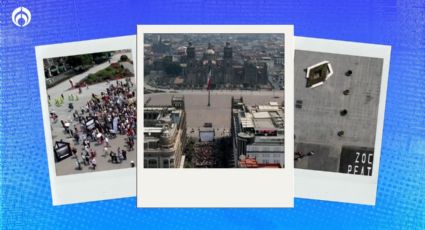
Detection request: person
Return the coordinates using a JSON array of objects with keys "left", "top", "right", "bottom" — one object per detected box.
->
[
  {"left": 90, "top": 158, "right": 97, "bottom": 170},
  {"left": 75, "top": 159, "right": 82, "bottom": 170},
  {"left": 105, "top": 137, "right": 110, "bottom": 147},
  {"left": 110, "top": 151, "right": 116, "bottom": 163},
  {"left": 122, "top": 149, "right": 127, "bottom": 160},
  {"left": 50, "top": 112, "right": 58, "bottom": 123},
  {"left": 116, "top": 151, "right": 121, "bottom": 163},
  {"left": 103, "top": 147, "right": 108, "bottom": 157},
  {"left": 69, "top": 79, "right": 74, "bottom": 88},
  {"left": 83, "top": 138, "right": 90, "bottom": 148},
  {"left": 84, "top": 144, "right": 90, "bottom": 154},
  {"left": 74, "top": 132, "right": 80, "bottom": 144},
  {"left": 118, "top": 150, "right": 124, "bottom": 161},
  {"left": 71, "top": 147, "right": 78, "bottom": 158},
  {"left": 82, "top": 151, "right": 90, "bottom": 165},
  {"left": 127, "top": 139, "right": 134, "bottom": 151},
  {"left": 89, "top": 148, "right": 96, "bottom": 158}
]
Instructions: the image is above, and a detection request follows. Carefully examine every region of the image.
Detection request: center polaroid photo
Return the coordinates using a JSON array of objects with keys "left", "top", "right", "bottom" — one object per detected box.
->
[{"left": 137, "top": 25, "right": 294, "bottom": 207}]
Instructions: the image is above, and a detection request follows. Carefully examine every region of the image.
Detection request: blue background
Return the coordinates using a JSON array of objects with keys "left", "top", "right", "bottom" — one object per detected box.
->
[{"left": 1, "top": 0, "right": 424, "bottom": 229}]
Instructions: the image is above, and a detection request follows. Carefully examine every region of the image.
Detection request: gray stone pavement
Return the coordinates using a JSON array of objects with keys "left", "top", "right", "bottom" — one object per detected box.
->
[
  {"left": 46, "top": 52, "right": 136, "bottom": 176},
  {"left": 145, "top": 90, "right": 284, "bottom": 133}
]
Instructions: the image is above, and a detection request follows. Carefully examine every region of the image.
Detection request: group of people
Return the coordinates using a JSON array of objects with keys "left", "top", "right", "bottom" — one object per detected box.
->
[
  {"left": 105, "top": 146, "right": 128, "bottom": 164},
  {"left": 72, "top": 140, "right": 97, "bottom": 170},
  {"left": 61, "top": 79, "right": 136, "bottom": 171}
]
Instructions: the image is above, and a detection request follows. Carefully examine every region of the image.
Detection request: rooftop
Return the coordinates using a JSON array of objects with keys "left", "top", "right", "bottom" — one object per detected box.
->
[{"left": 294, "top": 50, "right": 383, "bottom": 172}]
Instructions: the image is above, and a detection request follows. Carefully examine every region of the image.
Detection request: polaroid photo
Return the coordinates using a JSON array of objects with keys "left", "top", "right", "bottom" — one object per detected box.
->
[
  {"left": 137, "top": 25, "right": 294, "bottom": 207},
  {"left": 36, "top": 36, "right": 137, "bottom": 205},
  {"left": 294, "top": 36, "right": 391, "bottom": 205}
]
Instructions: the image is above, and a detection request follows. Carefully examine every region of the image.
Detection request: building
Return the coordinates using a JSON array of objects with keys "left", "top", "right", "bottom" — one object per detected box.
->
[
  {"left": 238, "top": 155, "right": 281, "bottom": 168},
  {"left": 144, "top": 96, "right": 187, "bottom": 168},
  {"left": 294, "top": 50, "right": 383, "bottom": 174},
  {"left": 43, "top": 57, "right": 68, "bottom": 78},
  {"left": 199, "top": 122, "right": 215, "bottom": 142},
  {"left": 273, "top": 52, "right": 284, "bottom": 65},
  {"left": 183, "top": 41, "right": 269, "bottom": 88},
  {"left": 231, "top": 97, "right": 285, "bottom": 168}
]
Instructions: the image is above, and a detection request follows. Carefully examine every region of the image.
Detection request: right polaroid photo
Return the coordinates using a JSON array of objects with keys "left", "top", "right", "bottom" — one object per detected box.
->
[
  {"left": 294, "top": 37, "right": 391, "bottom": 205},
  {"left": 137, "top": 25, "right": 294, "bottom": 207}
]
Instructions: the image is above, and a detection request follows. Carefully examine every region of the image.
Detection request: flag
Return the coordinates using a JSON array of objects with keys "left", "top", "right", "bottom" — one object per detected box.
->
[{"left": 207, "top": 68, "right": 212, "bottom": 90}]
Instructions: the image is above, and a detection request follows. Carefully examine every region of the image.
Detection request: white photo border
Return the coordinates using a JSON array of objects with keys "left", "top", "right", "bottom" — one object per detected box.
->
[
  {"left": 35, "top": 35, "right": 137, "bottom": 205},
  {"left": 137, "top": 25, "right": 294, "bottom": 207},
  {"left": 294, "top": 36, "right": 391, "bottom": 205}
]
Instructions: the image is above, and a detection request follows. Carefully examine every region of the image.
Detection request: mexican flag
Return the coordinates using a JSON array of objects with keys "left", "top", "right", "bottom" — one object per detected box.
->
[{"left": 207, "top": 68, "right": 212, "bottom": 90}]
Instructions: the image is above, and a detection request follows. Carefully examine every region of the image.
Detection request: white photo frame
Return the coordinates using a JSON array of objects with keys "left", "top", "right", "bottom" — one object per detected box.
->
[
  {"left": 294, "top": 36, "right": 391, "bottom": 205},
  {"left": 35, "top": 36, "right": 137, "bottom": 205},
  {"left": 137, "top": 25, "right": 294, "bottom": 207}
]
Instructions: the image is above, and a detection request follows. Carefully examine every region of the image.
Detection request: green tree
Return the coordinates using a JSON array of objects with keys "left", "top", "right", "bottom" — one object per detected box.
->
[
  {"left": 66, "top": 54, "right": 93, "bottom": 68},
  {"left": 164, "top": 62, "right": 182, "bottom": 76},
  {"left": 120, "top": 55, "right": 129, "bottom": 62}
]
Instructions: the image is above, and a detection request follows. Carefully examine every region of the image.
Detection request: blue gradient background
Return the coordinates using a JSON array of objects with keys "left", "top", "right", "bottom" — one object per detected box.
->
[{"left": 1, "top": 0, "right": 424, "bottom": 229}]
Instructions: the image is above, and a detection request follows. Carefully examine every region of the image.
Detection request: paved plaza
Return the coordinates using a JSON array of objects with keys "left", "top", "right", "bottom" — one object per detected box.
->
[
  {"left": 47, "top": 52, "right": 137, "bottom": 176},
  {"left": 145, "top": 90, "right": 284, "bottom": 138}
]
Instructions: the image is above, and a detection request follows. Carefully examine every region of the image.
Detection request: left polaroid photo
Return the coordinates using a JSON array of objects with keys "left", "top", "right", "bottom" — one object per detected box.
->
[{"left": 35, "top": 36, "right": 137, "bottom": 205}]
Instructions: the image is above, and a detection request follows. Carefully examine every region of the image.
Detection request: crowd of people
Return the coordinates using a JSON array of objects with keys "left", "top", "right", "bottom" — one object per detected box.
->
[{"left": 59, "top": 79, "right": 137, "bottom": 171}]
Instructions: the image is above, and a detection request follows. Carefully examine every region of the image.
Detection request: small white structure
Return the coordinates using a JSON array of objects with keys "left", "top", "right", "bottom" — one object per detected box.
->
[{"left": 305, "top": 61, "right": 333, "bottom": 88}]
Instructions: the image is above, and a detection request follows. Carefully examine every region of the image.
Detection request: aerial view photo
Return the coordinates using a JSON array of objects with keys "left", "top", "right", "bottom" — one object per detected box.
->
[
  {"left": 143, "top": 33, "right": 285, "bottom": 168},
  {"left": 294, "top": 50, "right": 384, "bottom": 176},
  {"left": 43, "top": 50, "right": 137, "bottom": 176}
]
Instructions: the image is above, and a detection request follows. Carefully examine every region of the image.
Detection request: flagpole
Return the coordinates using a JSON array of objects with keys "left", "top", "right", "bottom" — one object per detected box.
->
[
  {"left": 207, "top": 67, "right": 211, "bottom": 107},
  {"left": 208, "top": 88, "right": 210, "bottom": 107}
]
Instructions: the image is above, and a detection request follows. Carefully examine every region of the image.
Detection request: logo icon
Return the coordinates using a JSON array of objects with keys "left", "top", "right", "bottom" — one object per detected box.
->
[{"left": 11, "top": 7, "right": 31, "bottom": 27}]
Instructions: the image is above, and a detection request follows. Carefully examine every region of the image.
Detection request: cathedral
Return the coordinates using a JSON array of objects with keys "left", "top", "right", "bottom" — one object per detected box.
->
[{"left": 183, "top": 41, "right": 268, "bottom": 88}]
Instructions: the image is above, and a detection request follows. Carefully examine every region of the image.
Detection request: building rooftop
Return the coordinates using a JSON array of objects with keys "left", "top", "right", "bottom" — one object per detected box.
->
[
  {"left": 238, "top": 156, "right": 281, "bottom": 168},
  {"left": 294, "top": 50, "right": 383, "bottom": 172},
  {"left": 233, "top": 100, "right": 285, "bottom": 133}
]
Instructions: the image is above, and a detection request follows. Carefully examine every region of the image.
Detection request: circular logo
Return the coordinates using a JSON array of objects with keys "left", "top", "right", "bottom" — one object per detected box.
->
[{"left": 11, "top": 7, "right": 31, "bottom": 27}]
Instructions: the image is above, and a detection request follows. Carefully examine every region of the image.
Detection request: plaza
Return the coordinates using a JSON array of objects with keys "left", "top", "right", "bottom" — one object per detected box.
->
[
  {"left": 46, "top": 51, "right": 137, "bottom": 176},
  {"left": 144, "top": 90, "right": 284, "bottom": 168},
  {"left": 145, "top": 90, "right": 284, "bottom": 136}
]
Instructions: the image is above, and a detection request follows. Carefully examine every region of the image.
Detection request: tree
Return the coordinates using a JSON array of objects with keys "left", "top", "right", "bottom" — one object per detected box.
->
[
  {"left": 66, "top": 54, "right": 93, "bottom": 68},
  {"left": 120, "top": 55, "right": 129, "bottom": 62},
  {"left": 164, "top": 62, "right": 182, "bottom": 76}
]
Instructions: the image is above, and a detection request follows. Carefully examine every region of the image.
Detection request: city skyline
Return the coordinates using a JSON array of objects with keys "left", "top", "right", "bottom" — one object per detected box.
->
[
  {"left": 144, "top": 33, "right": 284, "bottom": 90},
  {"left": 143, "top": 32, "right": 285, "bottom": 169}
]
